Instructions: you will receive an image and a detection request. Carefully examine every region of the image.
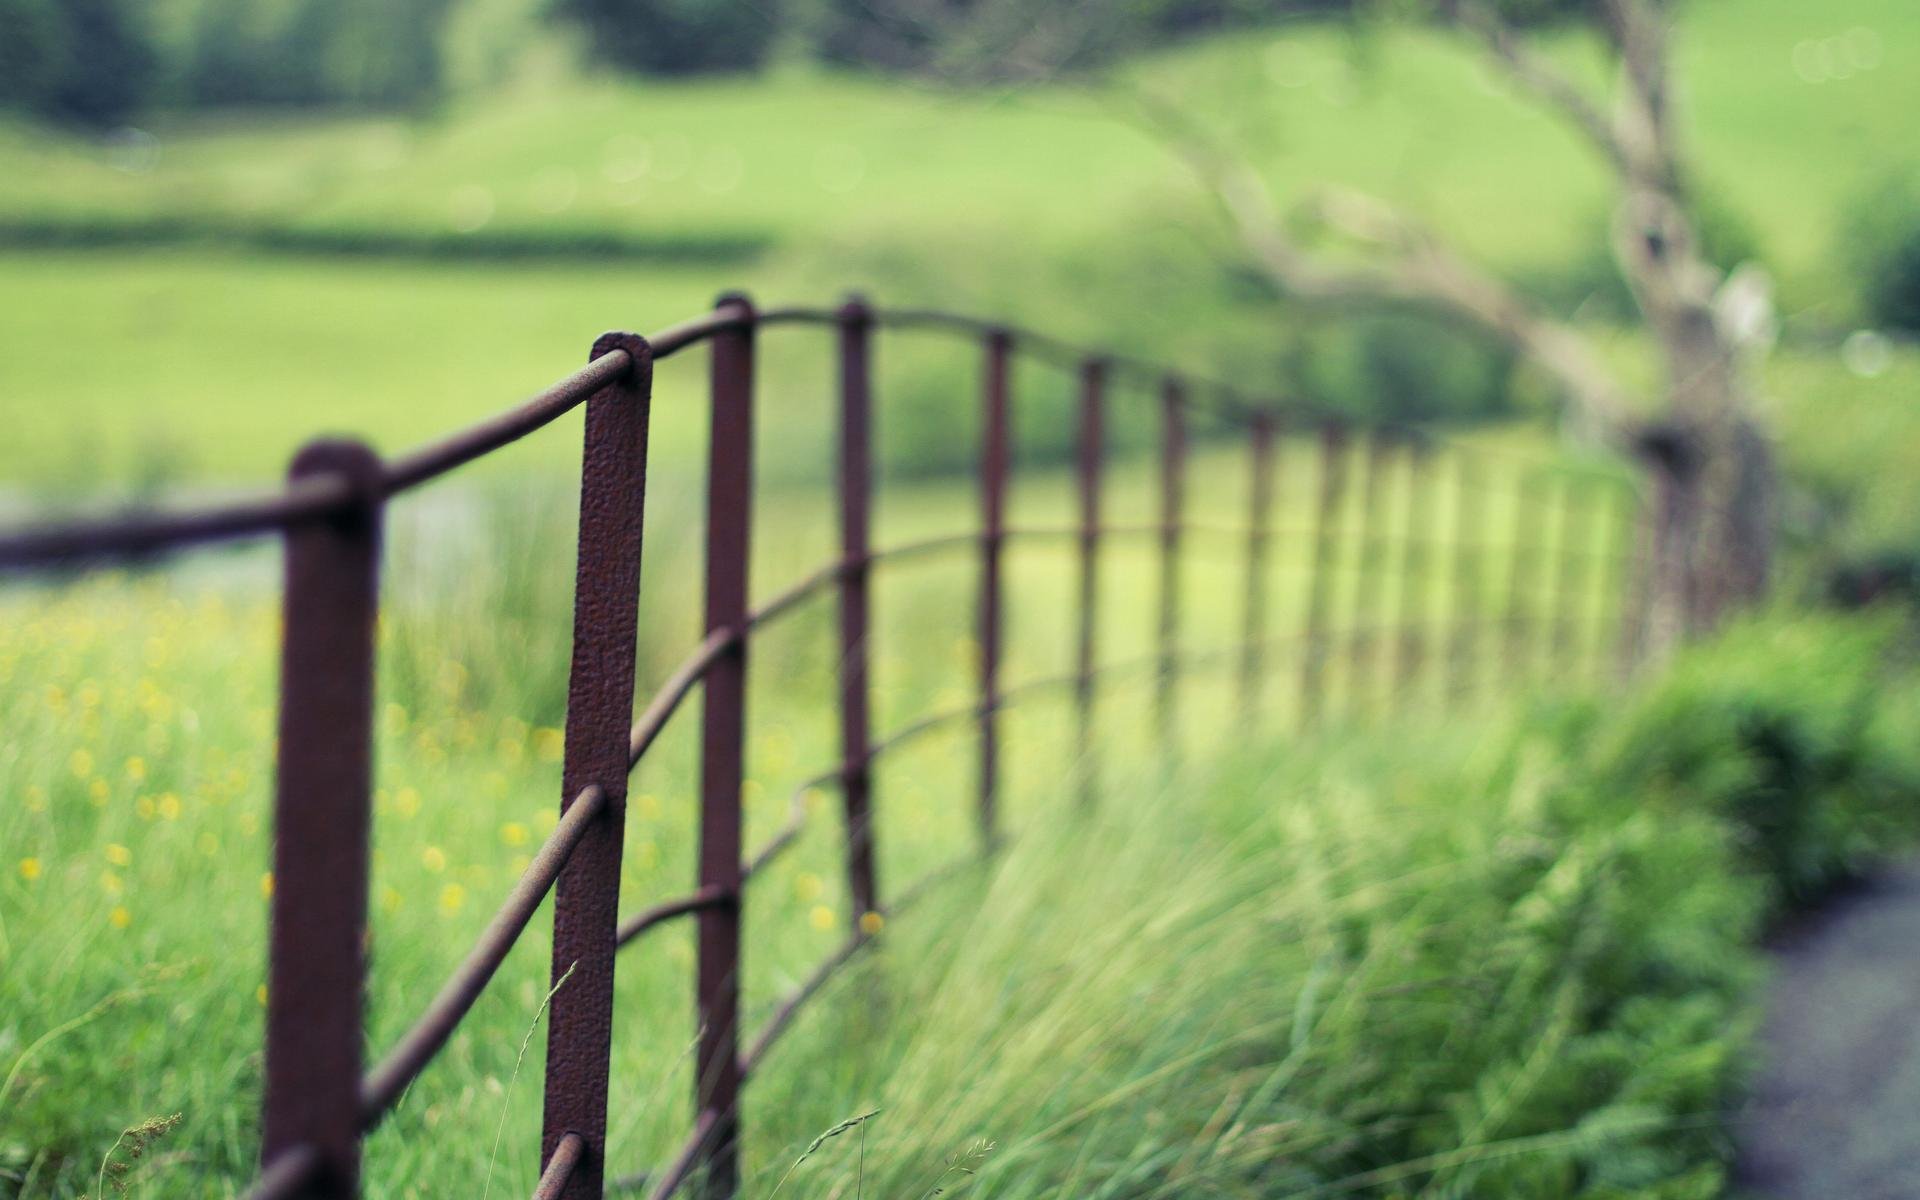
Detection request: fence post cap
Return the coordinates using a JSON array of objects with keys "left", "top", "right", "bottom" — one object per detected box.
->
[
  {"left": 714, "top": 290, "right": 757, "bottom": 319},
  {"left": 286, "top": 439, "right": 385, "bottom": 522},
  {"left": 589, "top": 331, "right": 653, "bottom": 378},
  {"left": 837, "top": 293, "right": 874, "bottom": 324}
]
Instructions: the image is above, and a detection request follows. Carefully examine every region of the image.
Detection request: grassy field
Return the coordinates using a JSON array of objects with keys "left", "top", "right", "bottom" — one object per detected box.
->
[{"left": 4, "top": 0, "right": 1920, "bottom": 1195}]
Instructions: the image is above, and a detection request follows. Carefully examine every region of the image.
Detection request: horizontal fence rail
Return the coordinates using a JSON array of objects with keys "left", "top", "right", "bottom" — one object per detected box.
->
[{"left": 0, "top": 295, "right": 1646, "bottom": 1200}]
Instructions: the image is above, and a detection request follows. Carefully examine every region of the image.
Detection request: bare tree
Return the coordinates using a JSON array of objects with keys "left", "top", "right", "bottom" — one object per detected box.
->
[{"left": 1124, "top": 0, "right": 1775, "bottom": 659}]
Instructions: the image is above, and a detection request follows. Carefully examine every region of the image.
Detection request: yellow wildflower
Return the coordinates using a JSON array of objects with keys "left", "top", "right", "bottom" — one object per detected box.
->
[
  {"left": 809, "top": 905, "right": 835, "bottom": 932},
  {"left": 533, "top": 727, "right": 566, "bottom": 762},
  {"left": 394, "top": 787, "right": 421, "bottom": 819},
  {"left": 105, "top": 843, "right": 132, "bottom": 867},
  {"left": 157, "top": 793, "right": 182, "bottom": 821},
  {"left": 18, "top": 857, "right": 41, "bottom": 882},
  {"left": 256, "top": 984, "right": 268, "bottom": 1006},
  {"left": 260, "top": 872, "right": 275, "bottom": 900},
  {"left": 794, "top": 872, "right": 824, "bottom": 902},
  {"left": 109, "top": 906, "right": 132, "bottom": 929},
  {"left": 69, "top": 748, "right": 94, "bottom": 779},
  {"left": 499, "top": 822, "right": 529, "bottom": 848},
  {"left": 101, "top": 870, "right": 123, "bottom": 895},
  {"left": 124, "top": 756, "right": 147, "bottom": 782},
  {"left": 422, "top": 846, "right": 447, "bottom": 873},
  {"left": 438, "top": 883, "right": 467, "bottom": 916},
  {"left": 859, "top": 911, "right": 885, "bottom": 935}
]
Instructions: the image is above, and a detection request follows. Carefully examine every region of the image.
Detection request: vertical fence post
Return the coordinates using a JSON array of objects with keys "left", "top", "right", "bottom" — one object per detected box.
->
[
  {"left": 1347, "top": 431, "right": 1389, "bottom": 719},
  {"left": 695, "top": 294, "right": 755, "bottom": 1198},
  {"left": 835, "top": 296, "right": 878, "bottom": 924},
  {"left": 540, "top": 332, "right": 652, "bottom": 1200},
  {"left": 262, "top": 440, "right": 383, "bottom": 1197},
  {"left": 1616, "top": 478, "right": 1655, "bottom": 681},
  {"left": 1549, "top": 477, "right": 1584, "bottom": 677},
  {"left": 1391, "top": 437, "right": 1431, "bottom": 707},
  {"left": 1240, "top": 415, "right": 1276, "bottom": 720},
  {"left": 977, "top": 328, "right": 1011, "bottom": 851},
  {"left": 1503, "top": 468, "right": 1542, "bottom": 688},
  {"left": 1299, "top": 421, "right": 1347, "bottom": 728},
  {"left": 1446, "top": 450, "right": 1484, "bottom": 703},
  {"left": 1074, "top": 357, "right": 1105, "bottom": 808},
  {"left": 1156, "top": 376, "right": 1185, "bottom": 750}
]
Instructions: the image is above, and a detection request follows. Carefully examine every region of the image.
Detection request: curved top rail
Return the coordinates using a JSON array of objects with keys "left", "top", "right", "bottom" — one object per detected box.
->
[{"left": 0, "top": 294, "right": 1583, "bottom": 571}]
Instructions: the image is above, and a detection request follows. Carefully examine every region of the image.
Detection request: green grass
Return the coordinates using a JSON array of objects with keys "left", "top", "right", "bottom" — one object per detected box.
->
[{"left": 1, "top": 0, "right": 1911, "bottom": 306}]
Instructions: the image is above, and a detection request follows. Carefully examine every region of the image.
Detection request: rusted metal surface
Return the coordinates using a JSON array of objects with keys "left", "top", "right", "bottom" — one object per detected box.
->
[
  {"left": 1156, "top": 376, "right": 1186, "bottom": 749},
  {"left": 541, "top": 332, "right": 653, "bottom": 1199},
  {"left": 1504, "top": 468, "right": 1545, "bottom": 687},
  {"left": 1391, "top": 440, "right": 1432, "bottom": 703},
  {"left": 694, "top": 294, "right": 756, "bottom": 1197},
  {"left": 534, "top": 1133, "right": 587, "bottom": 1200},
  {"left": 262, "top": 439, "right": 384, "bottom": 1199},
  {"left": 977, "top": 328, "right": 1011, "bottom": 849},
  {"left": 1299, "top": 422, "right": 1348, "bottom": 727},
  {"left": 1075, "top": 357, "right": 1105, "bottom": 807},
  {"left": 1447, "top": 450, "right": 1485, "bottom": 701},
  {"left": 0, "top": 297, "right": 1652, "bottom": 1200},
  {"left": 1241, "top": 415, "right": 1275, "bottom": 718},
  {"left": 1347, "top": 432, "right": 1390, "bottom": 719},
  {"left": 837, "top": 295, "right": 879, "bottom": 923}
]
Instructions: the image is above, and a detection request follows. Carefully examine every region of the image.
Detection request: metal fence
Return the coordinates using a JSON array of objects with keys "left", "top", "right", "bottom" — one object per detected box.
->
[{"left": 0, "top": 294, "right": 1643, "bottom": 1200}]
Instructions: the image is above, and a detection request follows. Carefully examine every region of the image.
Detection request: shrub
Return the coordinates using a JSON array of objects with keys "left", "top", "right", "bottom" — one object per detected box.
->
[
  {"left": 552, "top": 0, "right": 780, "bottom": 75},
  {"left": 1845, "top": 170, "right": 1920, "bottom": 333}
]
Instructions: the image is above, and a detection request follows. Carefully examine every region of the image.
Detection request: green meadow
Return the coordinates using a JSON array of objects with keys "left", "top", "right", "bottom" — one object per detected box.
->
[{"left": 4, "top": 0, "right": 1920, "bottom": 1195}]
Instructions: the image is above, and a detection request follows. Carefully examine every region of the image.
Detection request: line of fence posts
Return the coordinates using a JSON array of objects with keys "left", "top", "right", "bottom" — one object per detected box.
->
[{"left": 0, "top": 292, "right": 1675, "bottom": 1200}]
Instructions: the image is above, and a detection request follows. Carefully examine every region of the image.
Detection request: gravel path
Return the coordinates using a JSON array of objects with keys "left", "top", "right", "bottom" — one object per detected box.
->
[{"left": 1735, "top": 864, "right": 1920, "bottom": 1199}]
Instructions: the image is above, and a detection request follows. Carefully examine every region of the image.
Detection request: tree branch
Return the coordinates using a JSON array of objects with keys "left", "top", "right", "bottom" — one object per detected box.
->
[
  {"left": 1438, "top": 0, "right": 1632, "bottom": 177},
  {"left": 1114, "top": 83, "right": 1635, "bottom": 436}
]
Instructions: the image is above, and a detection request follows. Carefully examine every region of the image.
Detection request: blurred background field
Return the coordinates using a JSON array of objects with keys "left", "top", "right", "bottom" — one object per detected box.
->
[{"left": 5, "top": 0, "right": 1920, "bottom": 1195}]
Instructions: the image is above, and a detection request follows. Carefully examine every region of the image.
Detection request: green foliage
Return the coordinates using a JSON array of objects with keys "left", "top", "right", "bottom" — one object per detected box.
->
[
  {"left": 1595, "top": 612, "right": 1920, "bottom": 910},
  {"left": 0, "top": 0, "right": 154, "bottom": 126},
  {"left": 550, "top": 0, "right": 781, "bottom": 75},
  {"left": 1844, "top": 169, "right": 1920, "bottom": 333},
  {"left": 1528, "top": 186, "right": 1770, "bottom": 320},
  {"left": 170, "top": 0, "right": 455, "bottom": 108}
]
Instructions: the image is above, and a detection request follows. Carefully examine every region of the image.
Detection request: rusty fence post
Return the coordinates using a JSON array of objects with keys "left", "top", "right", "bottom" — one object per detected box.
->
[
  {"left": 1446, "top": 450, "right": 1484, "bottom": 702},
  {"left": 1391, "top": 438, "right": 1431, "bottom": 708},
  {"left": 836, "top": 296, "right": 878, "bottom": 925},
  {"left": 1549, "top": 478, "right": 1584, "bottom": 678},
  {"left": 1347, "top": 431, "right": 1389, "bottom": 719},
  {"left": 694, "top": 294, "right": 755, "bottom": 1198},
  {"left": 1503, "top": 468, "right": 1543, "bottom": 688},
  {"left": 1240, "top": 415, "right": 1275, "bottom": 720},
  {"left": 1299, "top": 422, "right": 1346, "bottom": 728},
  {"left": 1156, "top": 376, "right": 1185, "bottom": 751},
  {"left": 1074, "top": 357, "right": 1105, "bottom": 808},
  {"left": 262, "top": 440, "right": 384, "bottom": 1198},
  {"left": 977, "top": 328, "right": 1011, "bottom": 851},
  {"left": 540, "top": 332, "right": 653, "bottom": 1199}
]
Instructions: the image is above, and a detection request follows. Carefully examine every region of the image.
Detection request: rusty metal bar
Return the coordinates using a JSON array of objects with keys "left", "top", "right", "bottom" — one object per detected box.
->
[
  {"left": 363, "top": 784, "right": 606, "bottom": 1125},
  {"left": 0, "top": 473, "right": 354, "bottom": 568},
  {"left": 617, "top": 884, "right": 730, "bottom": 949},
  {"left": 1299, "top": 422, "right": 1347, "bottom": 728},
  {"left": 836, "top": 295, "right": 879, "bottom": 924},
  {"left": 384, "top": 351, "right": 634, "bottom": 494},
  {"left": 261, "top": 439, "right": 384, "bottom": 1200},
  {"left": 539, "top": 331, "right": 653, "bottom": 1200},
  {"left": 977, "top": 327, "right": 1012, "bottom": 850},
  {"left": 1391, "top": 440, "right": 1431, "bottom": 705},
  {"left": 1347, "top": 432, "right": 1390, "bottom": 719},
  {"left": 1503, "top": 468, "right": 1543, "bottom": 688},
  {"left": 693, "top": 294, "right": 755, "bottom": 1198},
  {"left": 534, "top": 1133, "right": 588, "bottom": 1200},
  {"left": 1548, "top": 477, "right": 1582, "bottom": 675},
  {"left": 1156, "top": 376, "right": 1186, "bottom": 750},
  {"left": 243, "top": 1147, "right": 324, "bottom": 1200},
  {"left": 1447, "top": 449, "right": 1485, "bottom": 702},
  {"left": 1074, "top": 358, "right": 1105, "bottom": 808},
  {"left": 1240, "top": 415, "right": 1276, "bottom": 718}
]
